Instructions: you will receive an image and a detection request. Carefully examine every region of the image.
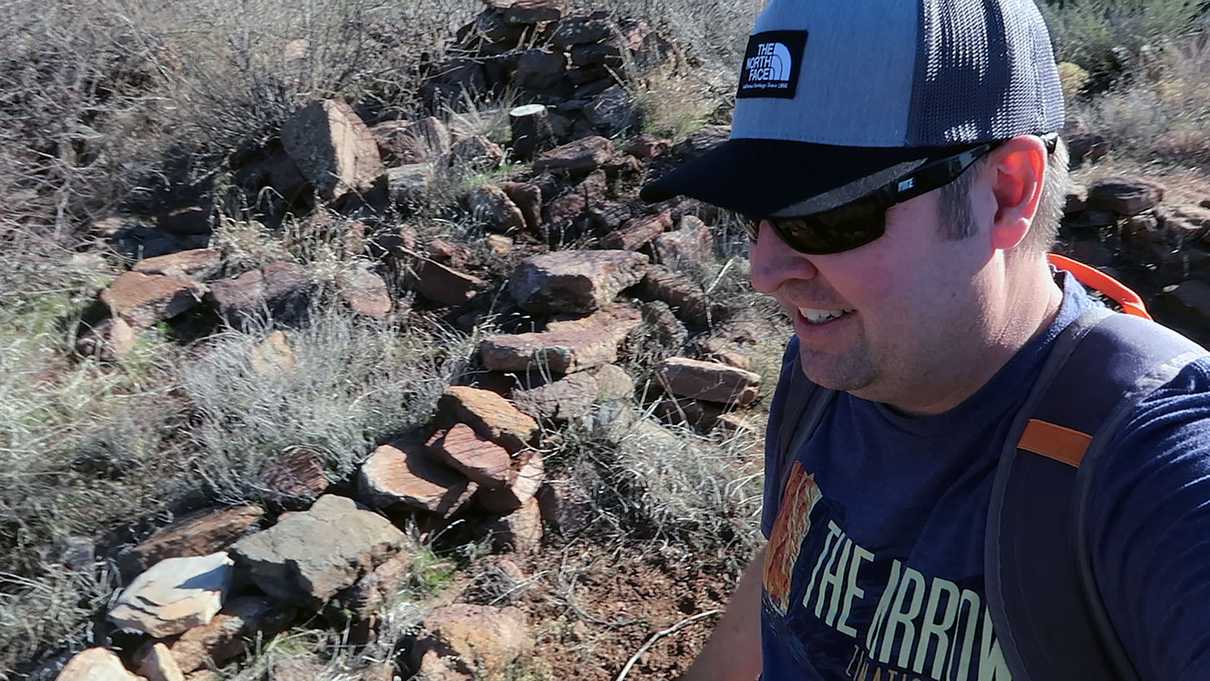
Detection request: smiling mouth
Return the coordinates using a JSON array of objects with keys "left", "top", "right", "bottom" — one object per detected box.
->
[{"left": 797, "top": 307, "right": 856, "bottom": 325}]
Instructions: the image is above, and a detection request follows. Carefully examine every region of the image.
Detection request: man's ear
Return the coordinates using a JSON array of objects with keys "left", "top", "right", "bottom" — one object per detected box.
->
[{"left": 987, "top": 135, "right": 1047, "bottom": 251}]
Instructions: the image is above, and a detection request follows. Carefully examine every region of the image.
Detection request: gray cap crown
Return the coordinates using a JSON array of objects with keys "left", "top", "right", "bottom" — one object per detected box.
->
[{"left": 732, "top": 0, "right": 1064, "bottom": 148}]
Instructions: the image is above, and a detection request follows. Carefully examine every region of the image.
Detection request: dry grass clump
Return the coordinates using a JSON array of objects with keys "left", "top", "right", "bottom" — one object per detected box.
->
[
  {"left": 1071, "top": 38, "right": 1210, "bottom": 165},
  {"left": 184, "top": 305, "right": 475, "bottom": 506},
  {"left": 559, "top": 410, "right": 764, "bottom": 568}
]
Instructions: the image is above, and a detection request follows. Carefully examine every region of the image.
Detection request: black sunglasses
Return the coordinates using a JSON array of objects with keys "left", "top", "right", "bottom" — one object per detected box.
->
[{"left": 744, "top": 134, "right": 1058, "bottom": 255}]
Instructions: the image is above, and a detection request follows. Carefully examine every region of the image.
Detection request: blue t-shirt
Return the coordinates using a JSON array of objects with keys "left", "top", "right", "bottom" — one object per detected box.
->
[{"left": 759, "top": 272, "right": 1210, "bottom": 681}]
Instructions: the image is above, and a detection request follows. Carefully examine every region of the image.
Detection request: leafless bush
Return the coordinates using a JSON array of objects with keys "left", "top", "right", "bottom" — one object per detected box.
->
[
  {"left": 183, "top": 305, "right": 474, "bottom": 506},
  {"left": 1071, "top": 37, "right": 1210, "bottom": 165}
]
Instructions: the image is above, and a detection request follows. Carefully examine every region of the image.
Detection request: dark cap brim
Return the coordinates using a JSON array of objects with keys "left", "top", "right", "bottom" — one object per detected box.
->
[{"left": 639, "top": 138, "right": 965, "bottom": 217}]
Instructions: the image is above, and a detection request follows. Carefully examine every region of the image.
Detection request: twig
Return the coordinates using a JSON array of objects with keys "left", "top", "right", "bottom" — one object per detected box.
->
[{"left": 615, "top": 609, "right": 723, "bottom": 681}]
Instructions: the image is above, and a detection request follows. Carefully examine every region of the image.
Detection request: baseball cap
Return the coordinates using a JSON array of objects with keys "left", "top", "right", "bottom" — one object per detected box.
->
[{"left": 639, "top": 0, "right": 1065, "bottom": 218}]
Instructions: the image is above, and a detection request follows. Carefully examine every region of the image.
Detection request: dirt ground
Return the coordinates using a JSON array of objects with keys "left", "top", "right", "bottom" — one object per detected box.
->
[{"left": 505, "top": 544, "right": 750, "bottom": 680}]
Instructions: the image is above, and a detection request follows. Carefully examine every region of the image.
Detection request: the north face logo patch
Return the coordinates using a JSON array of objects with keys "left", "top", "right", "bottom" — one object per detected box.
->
[{"left": 737, "top": 30, "right": 807, "bottom": 100}]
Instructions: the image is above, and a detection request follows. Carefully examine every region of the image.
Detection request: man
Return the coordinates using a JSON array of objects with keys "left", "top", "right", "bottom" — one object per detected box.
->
[{"left": 641, "top": 1, "right": 1210, "bottom": 680}]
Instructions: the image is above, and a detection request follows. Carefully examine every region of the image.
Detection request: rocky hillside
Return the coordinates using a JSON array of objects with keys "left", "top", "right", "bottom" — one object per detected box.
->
[{"left": 4, "top": 1, "right": 1210, "bottom": 680}]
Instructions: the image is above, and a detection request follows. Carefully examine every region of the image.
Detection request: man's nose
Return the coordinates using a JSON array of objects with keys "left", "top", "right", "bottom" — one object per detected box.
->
[{"left": 749, "top": 220, "right": 819, "bottom": 294}]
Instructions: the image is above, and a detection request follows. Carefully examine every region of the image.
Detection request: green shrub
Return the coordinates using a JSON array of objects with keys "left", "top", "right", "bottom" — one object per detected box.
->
[{"left": 1043, "top": 0, "right": 1208, "bottom": 78}]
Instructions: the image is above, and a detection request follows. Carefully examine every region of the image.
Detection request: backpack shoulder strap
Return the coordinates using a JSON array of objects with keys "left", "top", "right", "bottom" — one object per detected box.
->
[{"left": 987, "top": 306, "right": 1207, "bottom": 681}]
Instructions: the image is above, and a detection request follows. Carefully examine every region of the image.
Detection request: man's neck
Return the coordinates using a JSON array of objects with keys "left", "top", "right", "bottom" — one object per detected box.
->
[{"left": 887, "top": 259, "right": 1065, "bottom": 416}]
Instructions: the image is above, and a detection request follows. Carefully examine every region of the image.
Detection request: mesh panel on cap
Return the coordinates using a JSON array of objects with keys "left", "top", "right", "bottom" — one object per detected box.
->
[{"left": 907, "top": 0, "right": 1064, "bottom": 145}]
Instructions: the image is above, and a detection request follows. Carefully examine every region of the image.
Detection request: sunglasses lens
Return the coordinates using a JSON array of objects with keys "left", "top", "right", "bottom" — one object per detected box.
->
[{"left": 762, "top": 198, "right": 886, "bottom": 254}]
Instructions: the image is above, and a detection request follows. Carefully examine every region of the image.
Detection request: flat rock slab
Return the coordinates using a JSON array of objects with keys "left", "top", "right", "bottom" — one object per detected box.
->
[
  {"left": 282, "top": 99, "right": 384, "bottom": 201},
  {"left": 479, "top": 304, "right": 642, "bottom": 374},
  {"left": 510, "top": 250, "right": 648, "bottom": 315},
  {"left": 206, "top": 261, "right": 314, "bottom": 329},
  {"left": 101, "top": 271, "right": 204, "bottom": 329},
  {"left": 430, "top": 423, "right": 511, "bottom": 488},
  {"left": 1087, "top": 176, "right": 1166, "bottom": 216},
  {"left": 602, "top": 210, "right": 671, "bottom": 251},
  {"left": 230, "top": 495, "right": 406, "bottom": 608},
  {"left": 439, "top": 386, "right": 540, "bottom": 454},
  {"left": 150, "top": 596, "right": 291, "bottom": 673},
  {"left": 54, "top": 648, "right": 140, "bottom": 681},
  {"left": 119, "top": 506, "right": 263, "bottom": 575},
  {"left": 358, "top": 439, "right": 474, "bottom": 516},
  {"left": 478, "top": 450, "right": 545, "bottom": 514},
  {"left": 133, "top": 248, "right": 222, "bottom": 280},
  {"left": 410, "top": 604, "right": 533, "bottom": 677},
  {"left": 657, "top": 357, "right": 761, "bottom": 406},
  {"left": 109, "top": 552, "right": 233, "bottom": 637},
  {"left": 511, "top": 370, "right": 600, "bottom": 422},
  {"left": 415, "top": 259, "right": 486, "bottom": 306},
  {"left": 533, "top": 136, "right": 614, "bottom": 174}
]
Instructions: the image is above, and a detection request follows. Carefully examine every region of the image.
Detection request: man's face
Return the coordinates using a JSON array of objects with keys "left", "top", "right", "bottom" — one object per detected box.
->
[{"left": 749, "top": 187, "right": 994, "bottom": 408}]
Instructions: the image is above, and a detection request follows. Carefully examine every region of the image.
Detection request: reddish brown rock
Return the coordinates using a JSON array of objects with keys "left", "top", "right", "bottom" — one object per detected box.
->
[
  {"left": 261, "top": 447, "right": 330, "bottom": 503},
  {"left": 478, "top": 450, "right": 545, "bottom": 513},
  {"left": 485, "top": 497, "right": 543, "bottom": 553},
  {"left": 337, "top": 550, "right": 415, "bottom": 620},
  {"left": 439, "top": 386, "right": 539, "bottom": 454},
  {"left": 467, "top": 184, "right": 526, "bottom": 233},
  {"left": 654, "top": 215, "right": 714, "bottom": 267},
  {"left": 1087, "top": 176, "right": 1166, "bottom": 216},
  {"left": 341, "top": 268, "right": 392, "bottom": 319},
  {"left": 282, "top": 99, "right": 384, "bottom": 202},
  {"left": 624, "top": 134, "right": 671, "bottom": 160},
  {"left": 75, "top": 316, "right": 138, "bottom": 361},
  {"left": 479, "top": 304, "right": 642, "bottom": 374},
  {"left": 603, "top": 210, "right": 672, "bottom": 250},
  {"left": 500, "top": 182, "right": 542, "bottom": 232},
  {"left": 101, "top": 271, "right": 204, "bottom": 329},
  {"left": 119, "top": 506, "right": 264, "bottom": 575},
  {"left": 206, "top": 261, "right": 314, "bottom": 329},
  {"left": 414, "top": 259, "right": 487, "bottom": 306},
  {"left": 429, "top": 423, "right": 511, "bottom": 488},
  {"left": 533, "top": 136, "right": 614, "bottom": 174},
  {"left": 657, "top": 357, "right": 761, "bottom": 406},
  {"left": 155, "top": 597, "right": 292, "bottom": 673},
  {"left": 639, "top": 265, "right": 712, "bottom": 326},
  {"left": 137, "top": 642, "right": 186, "bottom": 681},
  {"left": 133, "top": 249, "right": 222, "bottom": 280},
  {"left": 510, "top": 250, "right": 649, "bottom": 314},
  {"left": 447, "top": 135, "right": 505, "bottom": 174},
  {"left": 410, "top": 604, "right": 533, "bottom": 677},
  {"left": 370, "top": 116, "right": 451, "bottom": 165},
  {"left": 358, "top": 439, "right": 474, "bottom": 516}
]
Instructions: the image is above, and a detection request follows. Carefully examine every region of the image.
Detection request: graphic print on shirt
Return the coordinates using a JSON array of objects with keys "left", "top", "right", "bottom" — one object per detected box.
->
[{"left": 762, "top": 466, "right": 1011, "bottom": 681}]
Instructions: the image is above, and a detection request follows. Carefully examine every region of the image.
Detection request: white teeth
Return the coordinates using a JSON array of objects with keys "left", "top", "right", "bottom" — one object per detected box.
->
[{"left": 798, "top": 308, "right": 854, "bottom": 324}]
